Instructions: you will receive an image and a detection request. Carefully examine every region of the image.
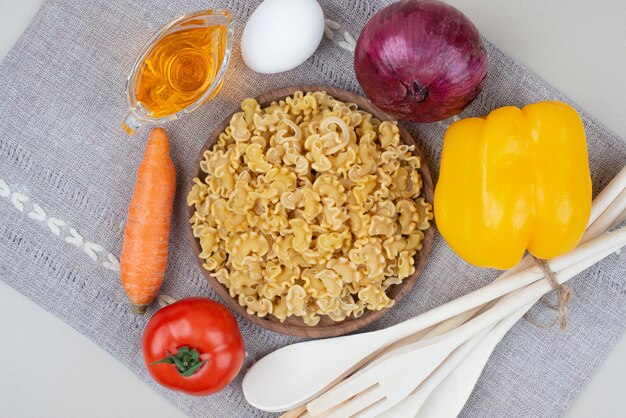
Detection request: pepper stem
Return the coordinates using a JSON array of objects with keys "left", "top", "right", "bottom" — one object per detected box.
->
[{"left": 151, "top": 346, "right": 208, "bottom": 377}]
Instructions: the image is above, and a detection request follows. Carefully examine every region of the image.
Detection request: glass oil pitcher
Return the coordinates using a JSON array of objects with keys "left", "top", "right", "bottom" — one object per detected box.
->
[{"left": 122, "top": 10, "right": 233, "bottom": 135}]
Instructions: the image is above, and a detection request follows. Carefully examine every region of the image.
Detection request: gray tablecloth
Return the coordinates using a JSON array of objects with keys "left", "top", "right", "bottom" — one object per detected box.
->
[{"left": 1, "top": 1, "right": 624, "bottom": 417}]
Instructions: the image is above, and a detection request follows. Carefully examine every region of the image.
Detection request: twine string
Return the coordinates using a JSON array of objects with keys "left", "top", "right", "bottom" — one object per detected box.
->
[{"left": 524, "top": 257, "right": 573, "bottom": 330}]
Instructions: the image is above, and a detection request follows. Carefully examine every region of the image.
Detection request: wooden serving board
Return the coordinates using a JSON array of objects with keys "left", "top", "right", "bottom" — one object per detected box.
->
[{"left": 187, "top": 85, "right": 434, "bottom": 338}]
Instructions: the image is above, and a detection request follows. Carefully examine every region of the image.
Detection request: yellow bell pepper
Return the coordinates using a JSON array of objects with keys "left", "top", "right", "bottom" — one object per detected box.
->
[{"left": 434, "top": 101, "right": 591, "bottom": 269}]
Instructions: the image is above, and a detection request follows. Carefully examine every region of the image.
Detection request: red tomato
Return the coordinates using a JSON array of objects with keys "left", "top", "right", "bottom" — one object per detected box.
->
[{"left": 142, "top": 297, "right": 245, "bottom": 396}]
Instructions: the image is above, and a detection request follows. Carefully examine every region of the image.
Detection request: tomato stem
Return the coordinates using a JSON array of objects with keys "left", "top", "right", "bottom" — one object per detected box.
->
[{"left": 151, "top": 346, "right": 208, "bottom": 377}]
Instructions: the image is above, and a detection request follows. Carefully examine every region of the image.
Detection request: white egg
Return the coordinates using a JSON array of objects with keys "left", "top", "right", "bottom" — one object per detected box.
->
[{"left": 241, "top": 0, "right": 325, "bottom": 74}]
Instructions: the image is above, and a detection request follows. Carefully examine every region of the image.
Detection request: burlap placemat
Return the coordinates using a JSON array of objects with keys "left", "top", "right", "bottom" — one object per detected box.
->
[{"left": 1, "top": 1, "right": 624, "bottom": 416}]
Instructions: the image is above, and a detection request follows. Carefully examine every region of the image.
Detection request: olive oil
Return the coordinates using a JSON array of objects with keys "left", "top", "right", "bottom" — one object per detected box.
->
[{"left": 135, "top": 25, "right": 228, "bottom": 118}]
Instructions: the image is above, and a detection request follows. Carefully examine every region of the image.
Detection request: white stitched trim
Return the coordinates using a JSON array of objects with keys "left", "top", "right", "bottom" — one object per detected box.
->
[
  {"left": 102, "top": 253, "right": 120, "bottom": 271},
  {"left": 47, "top": 217, "right": 66, "bottom": 236},
  {"left": 324, "top": 18, "right": 340, "bottom": 30},
  {"left": 65, "top": 227, "right": 84, "bottom": 247},
  {"left": 438, "top": 115, "right": 464, "bottom": 129},
  {"left": 84, "top": 242, "right": 104, "bottom": 261},
  {"left": 28, "top": 203, "right": 46, "bottom": 221},
  {"left": 0, "top": 180, "right": 10, "bottom": 198},
  {"left": 157, "top": 294, "right": 177, "bottom": 308},
  {"left": 10, "top": 192, "right": 28, "bottom": 212},
  {"left": 0, "top": 178, "right": 120, "bottom": 273},
  {"left": 324, "top": 19, "right": 356, "bottom": 52},
  {"left": 341, "top": 31, "right": 357, "bottom": 50},
  {"left": 324, "top": 26, "right": 334, "bottom": 41}
]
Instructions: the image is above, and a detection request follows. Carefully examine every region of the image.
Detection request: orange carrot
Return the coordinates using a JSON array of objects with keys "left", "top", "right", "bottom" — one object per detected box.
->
[{"left": 120, "top": 128, "right": 176, "bottom": 314}]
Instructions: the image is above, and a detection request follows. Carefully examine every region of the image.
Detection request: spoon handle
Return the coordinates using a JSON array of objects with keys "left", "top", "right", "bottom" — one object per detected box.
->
[
  {"left": 414, "top": 303, "right": 533, "bottom": 418},
  {"left": 407, "top": 170, "right": 626, "bottom": 346},
  {"left": 415, "top": 256, "right": 533, "bottom": 341},
  {"left": 376, "top": 241, "right": 623, "bottom": 418},
  {"left": 583, "top": 188, "right": 626, "bottom": 241},
  {"left": 413, "top": 244, "right": 623, "bottom": 418},
  {"left": 379, "top": 324, "right": 497, "bottom": 418},
  {"left": 588, "top": 165, "right": 626, "bottom": 225},
  {"left": 383, "top": 228, "right": 626, "bottom": 344},
  {"left": 444, "top": 232, "right": 625, "bottom": 348}
]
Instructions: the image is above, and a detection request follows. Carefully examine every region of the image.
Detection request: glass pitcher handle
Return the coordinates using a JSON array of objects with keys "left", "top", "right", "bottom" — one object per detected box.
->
[{"left": 121, "top": 112, "right": 143, "bottom": 136}]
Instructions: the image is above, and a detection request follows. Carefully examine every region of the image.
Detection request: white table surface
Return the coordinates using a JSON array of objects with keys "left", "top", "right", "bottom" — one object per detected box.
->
[{"left": 1, "top": 1, "right": 625, "bottom": 417}]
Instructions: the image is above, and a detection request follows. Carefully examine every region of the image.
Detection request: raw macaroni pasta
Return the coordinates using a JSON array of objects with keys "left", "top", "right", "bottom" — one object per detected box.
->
[{"left": 188, "top": 91, "right": 432, "bottom": 325}]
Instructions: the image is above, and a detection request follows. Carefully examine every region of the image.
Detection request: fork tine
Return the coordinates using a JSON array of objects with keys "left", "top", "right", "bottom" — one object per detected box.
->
[
  {"left": 308, "top": 399, "right": 350, "bottom": 418},
  {"left": 353, "top": 397, "right": 395, "bottom": 418},
  {"left": 326, "top": 384, "right": 385, "bottom": 418},
  {"left": 279, "top": 405, "right": 308, "bottom": 418},
  {"left": 307, "top": 371, "right": 378, "bottom": 415}
]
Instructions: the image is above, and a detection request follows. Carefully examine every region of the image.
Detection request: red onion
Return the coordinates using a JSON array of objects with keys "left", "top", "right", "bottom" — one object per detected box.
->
[{"left": 354, "top": 0, "right": 488, "bottom": 123}]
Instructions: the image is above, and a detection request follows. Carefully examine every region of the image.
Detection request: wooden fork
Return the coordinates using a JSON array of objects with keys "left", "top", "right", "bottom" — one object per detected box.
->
[{"left": 305, "top": 281, "right": 554, "bottom": 417}]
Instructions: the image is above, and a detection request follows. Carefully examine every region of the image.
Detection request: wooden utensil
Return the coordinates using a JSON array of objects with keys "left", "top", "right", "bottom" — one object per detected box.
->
[
  {"left": 410, "top": 304, "right": 535, "bottom": 418},
  {"left": 307, "top": 327, "right": 494, "bottom": 418},
  {"left": 334, "top": 180, "right": 626, "bottom": 418},
  {"left": 305, "top": 235, "right": 624, "bottom": 417},
  {"left": 186, "top": 85, "right": 434, "bottom": 338},
  {"left": 404, "top": 165, "right": 626, "bottom": 360},
  {"left": 277, "top": 166, "right": 626, "bottom": 418},
  {"left": 243, "top": 227, "right": 626, "bottom": 412},
  {"left": 410, "top": 175, "right": 626, "bottom": 418},
  {"left": 403, "top": 165, "right": 626, "bottom": 350}
]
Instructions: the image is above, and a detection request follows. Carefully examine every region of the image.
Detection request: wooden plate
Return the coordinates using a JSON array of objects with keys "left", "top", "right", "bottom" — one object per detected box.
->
[{"left": 187, "top": 86, "right": 434, "bottom": 338}]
